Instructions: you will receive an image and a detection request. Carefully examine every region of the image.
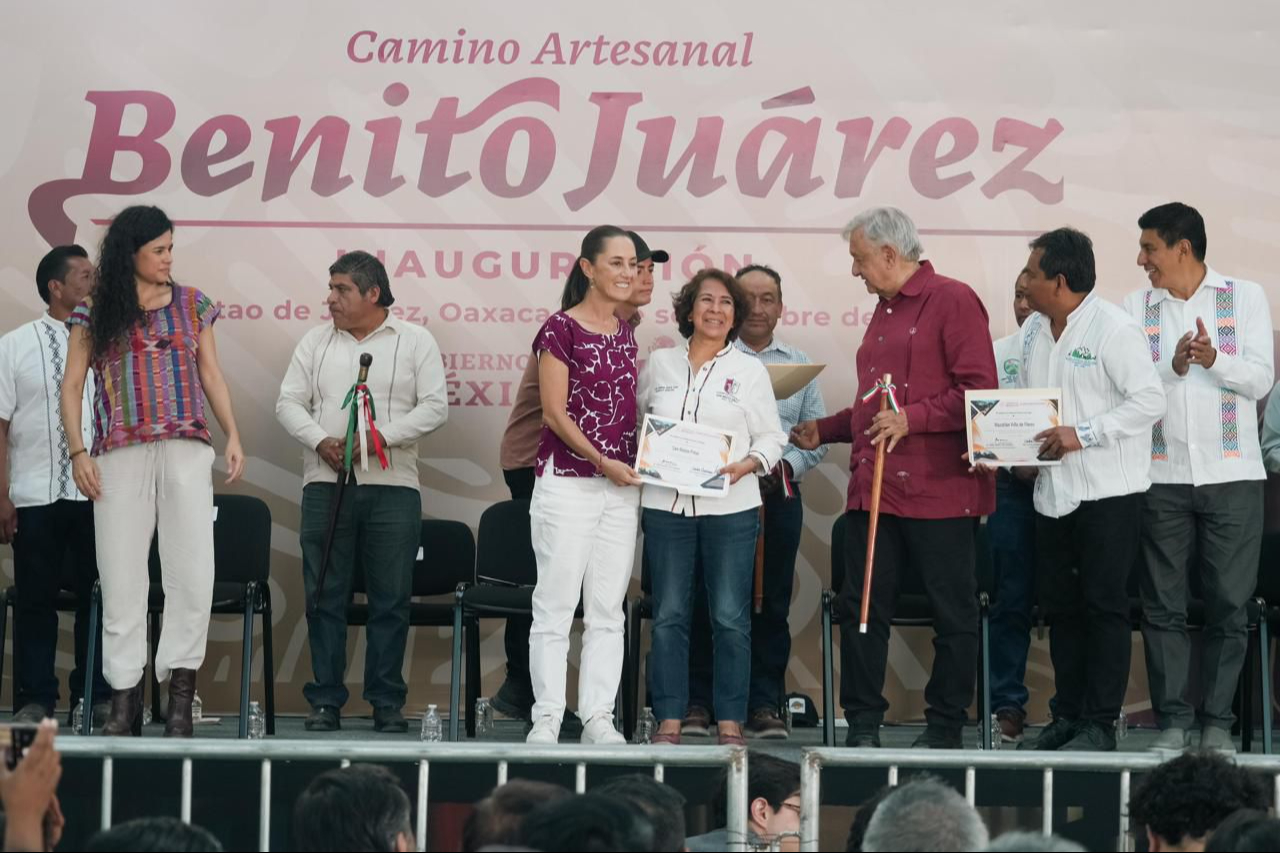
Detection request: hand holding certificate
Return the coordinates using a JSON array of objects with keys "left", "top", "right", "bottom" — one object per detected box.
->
[
  {"left": 635, "top": 414, "right": 739, "bottom": 497},
  {"left": 965, "top": 388, "right": 1064, "bottom": 467}
]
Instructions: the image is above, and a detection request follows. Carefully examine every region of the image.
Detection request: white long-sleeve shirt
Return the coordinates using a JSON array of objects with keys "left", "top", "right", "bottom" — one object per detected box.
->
[
  {"left": 1020, "top": 293, "right": 1166, "bottom": 518},
  {"left": 637, "top": 341, "right": 787, "bottom": 516},
  {"left": 1122, "top": 269, "right": 1274, "bottom": 486},
  {"left": 276, "top": 314, "right": 448, "bottom": 490}
]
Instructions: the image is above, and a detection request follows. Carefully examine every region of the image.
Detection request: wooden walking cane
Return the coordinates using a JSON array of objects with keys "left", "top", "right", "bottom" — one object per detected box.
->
[{"left": 859, "top": 373, "right": 895, "bottom": 634}]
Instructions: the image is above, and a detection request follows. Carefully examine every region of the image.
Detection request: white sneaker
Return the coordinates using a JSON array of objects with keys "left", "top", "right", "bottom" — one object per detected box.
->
[
  {"left": 526, "top": 715, "right": 561, "bottom": 744},
  {"left": 1200, "top": 726, "right": 1237, "bottom": 754},
  {"left": 1147, "top": 726, "right": 1189, "bottom": 751},
  {"left": 581, "top": 714, "right": 626, "bottom": 745}
]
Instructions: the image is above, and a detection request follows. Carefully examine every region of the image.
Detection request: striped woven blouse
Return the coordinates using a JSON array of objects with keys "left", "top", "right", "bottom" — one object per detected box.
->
[{"left": 68, "top": 284, "right": 220, "bottom": 456}]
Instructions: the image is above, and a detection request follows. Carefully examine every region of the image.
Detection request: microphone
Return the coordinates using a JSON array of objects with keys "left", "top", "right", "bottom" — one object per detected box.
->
[{"left": 357, "top": 352, "right": 372, "bottom": 383}]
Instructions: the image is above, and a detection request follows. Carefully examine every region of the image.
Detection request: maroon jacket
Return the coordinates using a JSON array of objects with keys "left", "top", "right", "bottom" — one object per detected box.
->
[{"left": 817, "top": 261, "right": 997, "bottom": 519}]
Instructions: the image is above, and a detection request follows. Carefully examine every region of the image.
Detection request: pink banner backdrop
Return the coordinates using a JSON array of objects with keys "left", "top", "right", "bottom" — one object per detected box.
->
[{"left": 2, "top": 1, "right": 1278, "bottom": 721}]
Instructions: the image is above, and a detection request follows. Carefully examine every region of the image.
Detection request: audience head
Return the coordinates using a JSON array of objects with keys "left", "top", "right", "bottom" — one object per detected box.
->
[
  {"left": 671, "top": 268, "right": 749, "bottom": 344},
  {"left": 462, "top": 779, "right": 572, "bottom": 851},
  {"left": 1204, "top": 809, "right": 1280, "bottom": 852},
  {"left": 520, "top": 791, "right": 655, "bottom": 852},
  {"left": 861, "top": 776, "right": 989, "bottom": 852},
  {"left": 845, "top": 786, "right": 893, "bottom": 852},
  {"left": 1129, "top": 751, "right": 1269, "bottom": 852},
  {"left": 85, "top": 816, "right": 223, "bottom": 851},
  {"left": 36, "top": 244, "right": 94, "bottom": 311},
  {"left": 985, "top": 830, "right": 1085, "bottom": 851},
  {"left": 594, "top": 774, "right": 687, "bottom": 852},
  {"left": 293, "top": 764, "right": 414, "bottom": 852},
  {"left": 708, "top": 752, "right": 802, "bottom": 846},
  {"left": 843, "top": 206, "right": 923, "bottom": 300},
  {"left": 561, "top": 225, "right": 636, "bottom": 312}
]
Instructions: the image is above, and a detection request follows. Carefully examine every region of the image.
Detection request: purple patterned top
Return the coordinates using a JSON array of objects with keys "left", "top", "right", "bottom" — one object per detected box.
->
[
  {"left": 67, "top": 285, "right": 219, "bottom": 456},
  {"left": 533, "top": 311, "right": 638, "bottom": 478}
]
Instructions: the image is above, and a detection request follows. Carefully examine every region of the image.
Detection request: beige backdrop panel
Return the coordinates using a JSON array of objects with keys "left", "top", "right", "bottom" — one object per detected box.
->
[{"left": 2, "top": 1, "right": 1278, "bottom": 722}]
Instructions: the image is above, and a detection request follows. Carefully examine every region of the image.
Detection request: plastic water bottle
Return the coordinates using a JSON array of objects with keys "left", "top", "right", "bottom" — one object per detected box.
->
[
  {"left": 142, "top": 705, "right": 153, "bottom": 726},
  {"left": 71, "top": 699, "right": 85, "bottom": 734},
  {"left": 475, "top": 697, "right": 493, "bottom": 738},
  {"left": 247, "top": 701, "right": 266, "bottom": 739},
  {"left": 990, "top": 714, "right": 1003, "bottom": 750},
  {"left": 636, "top": 707, "right": 657, "bottom": 744},
  {"left": 1116, "top": 709, "right": 1128, "bottom": 741},
  {"left": 420, "top": 705, "right": 443, "bottom": 742},
  {"left": 191, "top": 691, "right": 203, "bottom": 724}
]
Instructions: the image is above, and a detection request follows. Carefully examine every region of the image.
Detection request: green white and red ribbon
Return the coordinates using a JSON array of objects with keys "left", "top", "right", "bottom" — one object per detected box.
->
[
  {"left": 859, "top": 379, "right": 900, "bottom": 413},
  {"left": 341, "top": 383, "right": 389, "bottom": 472}
]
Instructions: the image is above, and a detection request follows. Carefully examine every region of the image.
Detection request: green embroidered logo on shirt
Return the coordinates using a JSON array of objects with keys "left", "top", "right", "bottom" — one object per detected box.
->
[
  {"left": 1067, "top": 346, "right": 1097, "bottom": 366},
  {"left": 1002, "top": 358, "right": 1020, "bottom": 378}
]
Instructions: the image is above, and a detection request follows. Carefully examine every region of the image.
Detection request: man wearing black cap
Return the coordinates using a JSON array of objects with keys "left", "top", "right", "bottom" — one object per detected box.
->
[
  {"left": 493, "top": 231, "right": 667, "bottom": 724},
  {"left": 277, "top": 250, "right": 449, "bottom": 733}
]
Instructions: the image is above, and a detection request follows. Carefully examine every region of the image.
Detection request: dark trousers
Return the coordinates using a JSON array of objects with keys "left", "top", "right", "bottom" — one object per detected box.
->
[
  {"left": 300, "top": 482, "right": 421, "bottom": 710},
  {"left": 1036, "top": 493, "right": 1140, "bottom": 724},
  {"left": 988, "top": 474, "right": 1037, "bottom": 713},
  {"left": 689, "top": 485, "right": 804, "bottom": 715},
  {"left": 12, "top": 500, "right": 109, "bottom": 711},
  {"left": 1140, "top": 481, "right": 1262, "bottom": 730},
  {"left": 839, "top": 511, "right": 978, "bottom": 729},
  {"left": 500, "top": 467, "right": 536, "bottom": 693}
]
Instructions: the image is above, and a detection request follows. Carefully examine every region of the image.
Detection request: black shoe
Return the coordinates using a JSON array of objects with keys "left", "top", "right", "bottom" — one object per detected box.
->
[
  {"left": 305, "top": 705, "right": 341, "bottom": 732},
  {"left": 373, "top": 706, "right": 408, "bottom": 733},
  {"left": 14, "top": 703, "right": 51, "bottom": 723},
  {"left": 845, "top": 722, "right": 881, "bottom": 748},
  {"left": 1059, "top": 720, "right": 1117, "bottom": 752},
  {"left": 1019, "top": 717, "right": 1078, "bottom": 751},
  {"left": 912, "top": 724, "right": 964, "bottom": 749},
  {"left": 491, "top": 676, "right": 534, "bottom": 721}
]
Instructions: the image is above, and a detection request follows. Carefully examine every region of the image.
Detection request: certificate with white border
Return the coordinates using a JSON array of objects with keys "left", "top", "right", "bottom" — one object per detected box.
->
[
  {"left": 965, "top": 388, "right": 1063, "bottom": 467},
  {"left": 635, "top": 414, "right": 738, "bottom": 497}
]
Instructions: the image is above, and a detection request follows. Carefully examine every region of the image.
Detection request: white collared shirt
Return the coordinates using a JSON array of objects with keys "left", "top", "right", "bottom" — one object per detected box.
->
[
  {"left": 276, "top": 313, "right": 449, "bottom": 490},
  {"left": 1122, "top": 269, "right": 1274, "bottom": 486},
  {"left": 0, "top": 314, "right": 95, "bottom": 507},
  {"left": 993, "top": 331, "right": 1023, "bottom": 390},
  {"left": 731, "top": 336, "right": 828, "bottom": 479},
  {"left": 637, "top": 341, "right": 787, "bottom": 516},
  {"left": 1020, "top": 294, "right": 1166, "bottom": 519}
]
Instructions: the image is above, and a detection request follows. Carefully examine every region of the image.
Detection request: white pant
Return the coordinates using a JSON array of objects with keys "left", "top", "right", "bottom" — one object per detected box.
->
[
  {"left": 94, "top": 440, "right": 216, "bottom": 688},
  {"left": 528, "top": 464, "right": 639, "bottom": 722}
]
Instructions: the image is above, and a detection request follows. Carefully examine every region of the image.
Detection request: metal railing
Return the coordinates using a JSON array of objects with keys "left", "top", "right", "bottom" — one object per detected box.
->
[
  {"left": 58, "top": 739, "right": 748, "bottom": 852},
  {"left": 798, "top": 747, "right": 1280, "bottom": 852}
]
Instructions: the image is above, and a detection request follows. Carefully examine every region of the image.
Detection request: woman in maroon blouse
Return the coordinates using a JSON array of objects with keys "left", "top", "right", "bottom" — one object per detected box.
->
[{"left": 525, "top": 226, "right": 643, "bottom": 746}]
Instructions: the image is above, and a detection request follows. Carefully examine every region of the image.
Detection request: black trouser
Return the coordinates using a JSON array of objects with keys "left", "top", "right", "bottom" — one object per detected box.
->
[
  {"left": 12, "top": 500, "right": 109, "bottom": 712},
  {"left": 1036, "top": 494, "right": 1140, "bottom": 724},
  {"left": 501, "top": 467, "right": 536, "bottom": 693},
  {"left": 689, "top": 484, "right": 804, "bottom": 715},
  {"left": 839, "top": 511, "right": 978, "bottom": 729}
]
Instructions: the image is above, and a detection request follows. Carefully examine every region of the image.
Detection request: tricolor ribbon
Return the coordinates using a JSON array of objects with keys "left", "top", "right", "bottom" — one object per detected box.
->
[
  {"left": 341, "top": 383, "right": 389, "bottom": 472},
  {"left": 859, "top": 379, "right": 901, "bottom": 413}
]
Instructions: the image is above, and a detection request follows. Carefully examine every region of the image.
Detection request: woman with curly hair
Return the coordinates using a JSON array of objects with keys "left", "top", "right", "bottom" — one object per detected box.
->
[{"left": 61, "top": 205, "right": 244, "bottom": 737}]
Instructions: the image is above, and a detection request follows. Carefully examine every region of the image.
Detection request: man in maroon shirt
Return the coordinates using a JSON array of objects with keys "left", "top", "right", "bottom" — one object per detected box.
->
[{"left": 793, "top": 207, "right": 997, "bottom": 748}]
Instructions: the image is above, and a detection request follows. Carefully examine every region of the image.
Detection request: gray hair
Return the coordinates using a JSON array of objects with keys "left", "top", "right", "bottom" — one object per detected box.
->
[
  {"left": 842, "top": 207, "right": 924, "bottom": 262},
  {"left": 862, "top": 777, "right": 989, "bottom": 852},
  {"left": 986, "top": 831, "right": 1086, "bottom": 852}
]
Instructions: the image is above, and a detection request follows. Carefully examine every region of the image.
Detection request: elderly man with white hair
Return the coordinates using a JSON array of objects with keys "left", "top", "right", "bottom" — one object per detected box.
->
[
  {"left": 793, "top": 207, "right": 997, "bottom": 749},
  {"left": 861, "top": 776, "right": 990, "bottom": 851}
]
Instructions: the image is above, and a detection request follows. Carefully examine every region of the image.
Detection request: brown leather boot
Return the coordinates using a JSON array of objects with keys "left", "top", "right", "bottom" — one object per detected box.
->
[
  {"left": 100, "top": 680, "right": 143, "bottom": 736},
  {"left": 164, "top": 668, "right": 197, "bottom": 738}
]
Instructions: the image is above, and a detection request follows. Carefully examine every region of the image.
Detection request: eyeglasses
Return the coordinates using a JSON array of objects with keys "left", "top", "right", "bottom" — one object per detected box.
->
[{"left": 781, "top": 801, "right": 802, "bottom": 815}]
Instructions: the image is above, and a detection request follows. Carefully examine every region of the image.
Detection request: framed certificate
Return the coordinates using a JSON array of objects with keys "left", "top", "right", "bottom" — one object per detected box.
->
[
  {"left": 965, "top": 388, "right": 1063, "bottom": 467},
  {"left": 635, "top": 414, "right": 738, "bottom": 497}
]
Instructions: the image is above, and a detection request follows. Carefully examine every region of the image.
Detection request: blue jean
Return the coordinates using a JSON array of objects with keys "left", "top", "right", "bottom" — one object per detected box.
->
[
  {"left": 987, "top": 473, "right": 1037, "bottom": 713},
  {"left": 643, "top": 507, "right": 759, "bottom": 723}
]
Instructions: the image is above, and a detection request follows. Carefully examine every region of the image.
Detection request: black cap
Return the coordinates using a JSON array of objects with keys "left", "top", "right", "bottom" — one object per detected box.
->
[{"left": 628, "top": 231, "right": 670, "bottom": 264}]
